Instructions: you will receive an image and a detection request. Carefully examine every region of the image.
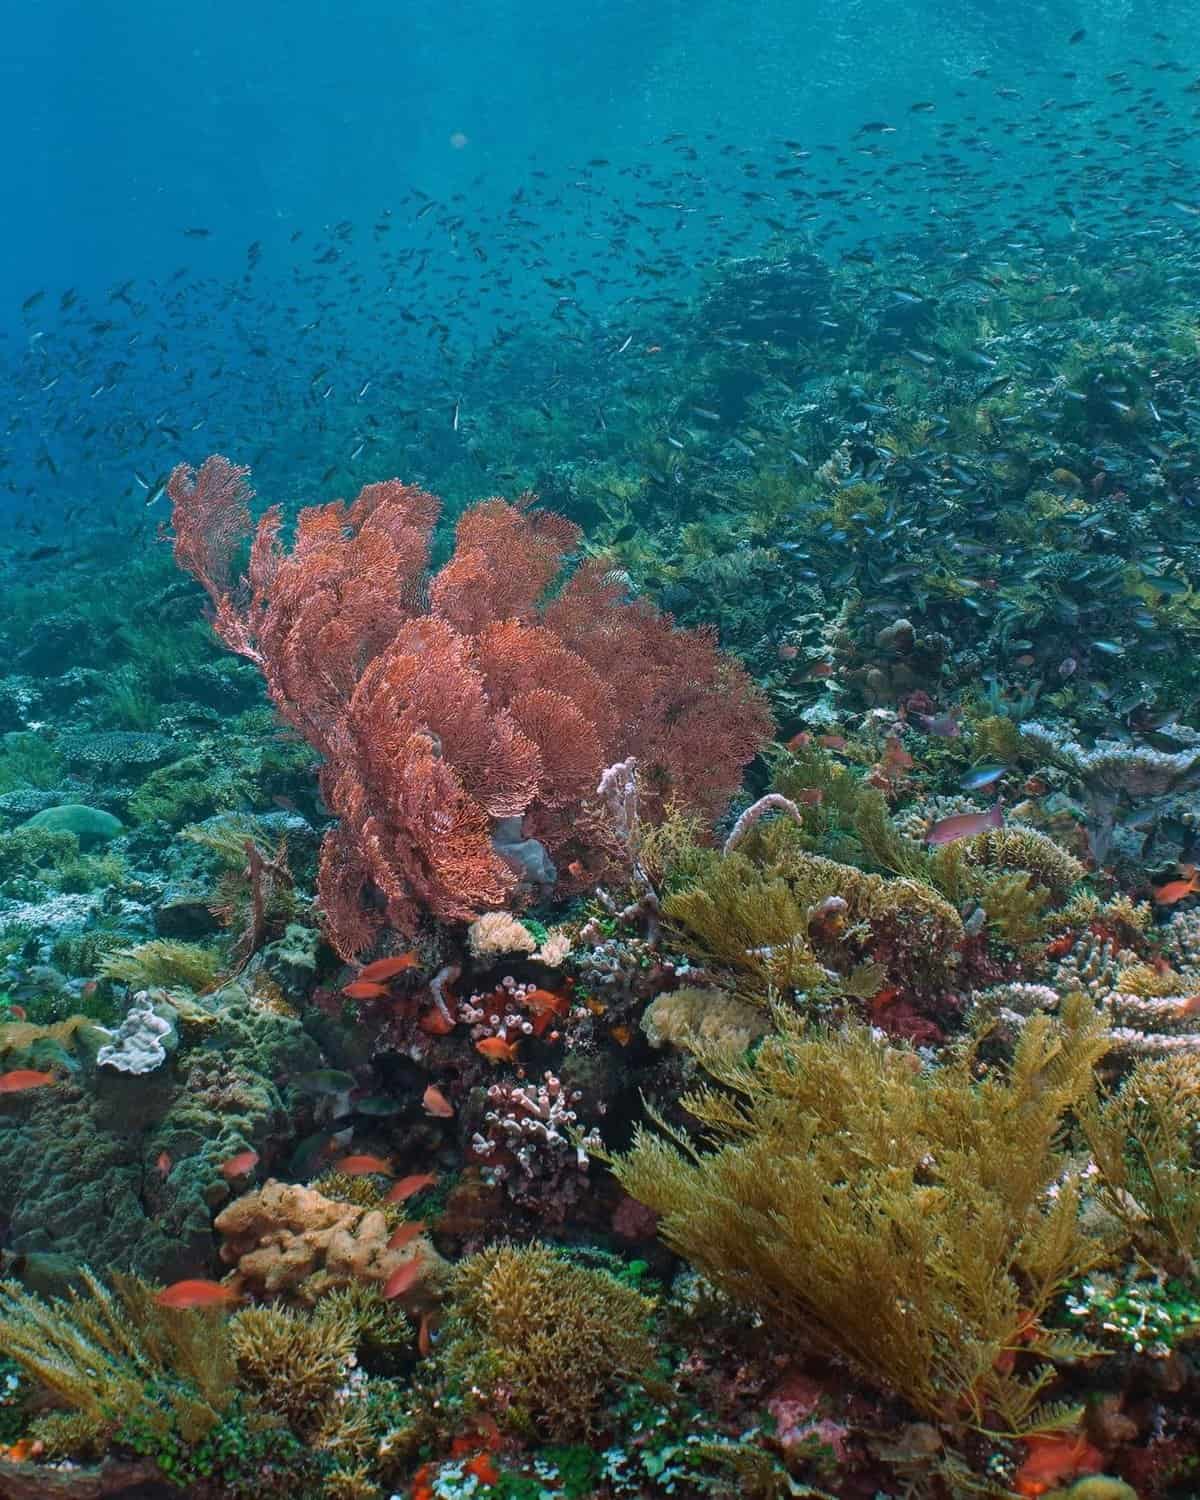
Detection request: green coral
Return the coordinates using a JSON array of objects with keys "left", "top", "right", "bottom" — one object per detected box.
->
[
  {"left": 129, "top": 751, "right": 255, "bottom": 827},
  {"left": 439, "top": 1242, "right": 656, "bottom": 1440},
  {"left": 99, "top": 939, "right": 223, "bottom": 993}
]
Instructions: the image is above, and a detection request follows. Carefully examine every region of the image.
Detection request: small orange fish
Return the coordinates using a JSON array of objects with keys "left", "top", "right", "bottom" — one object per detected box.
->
[
  {"left": 0, "top": 1069, "right": 56, "bottom": 1093},
  {"left": 795, "top": 788, "right": 823, "bottom": 806},
  {"left": 883, "top": 736, "right": 915, "bottom": 770},
  {"left": 337, "top": 1153, "right": 394, "bottom": 1176},
  {"left": 423, "top": 1084, "right": 455, "bottom": 1117},
  {"left": 1011, "top": 1432, "right": 1104, "bottom": 1497},
  {"left": 1154, "top": 872, "right": 1200, "bottom": 905},
  {"left": 785, "top": 731, "right": 811, "bottom": 750},
  {"left": 610, "top": 1023, "right": 633, "bottom": 1046},
  {"left": 1044, "top": 934, "right": 1076, "bottom": 959},
  {"left": 7, "top": 1004, "right": 26, "bottom": 1020},
  {"left": 356, "top": 953, "right": 420, "bottom": 982},
  {"left": 4, "top": 1438, "right": 43, "bottom": 1462},
  {"left": 219, "top": 1149, "right": 259, "bottom": 1179},
  {"left": 817, "top": 733, "right": 847, "bottom": 750},
  {"left": 386, "top": 1172, "right": 438, "bottom": 1203},
  {"left": 475, "top": 1036, "right": 519, "bottom": 1064},
  {"left": 417, "top": 1310, "right": 434, "bottom": 1355},
  {"left": 419, "top": 1005, "right": 456, "bottom": 1035},
  {"left": 464, "top": 1454, "right": 499, "bottom": 1485},
  {"left": 387, "top": 1220, "right": 426, "bottom": 1250},
  {"left": 157, "top": 1150, "right": 173, "bottom": 1177},
  {"left": 776, "top": 643, "right": 799, "bottom": 660},
  {"left": 382, "top": 1254, "right": 424, "bottom": 1300},
  {"left": 155, "top": 1279, "right": 239, "bottom": 1310},
  {"left": 342, "top": 980, "right": 391, "bottom": 1000},
  {"left": 524, "top": 987, "right": 567, "bottom": 1015}
]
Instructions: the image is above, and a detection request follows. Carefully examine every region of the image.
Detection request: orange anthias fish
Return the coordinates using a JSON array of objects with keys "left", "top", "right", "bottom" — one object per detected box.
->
[
  {"left": 155, "top": 1279, "right": 239, "bottom": 1310},
  {"left": 422, "top": 1085, "right": 455, "bottom": 1118},
  {"left": 382, "top": 1254, "right": 424, "bottom": 1300},
  {"left": 418, "top": 1005, "right": 456, "bottom": 1035},
  {"left": 157, "top": 1150, "right": 172, "bottom": 1177},
  {"left": 1153, "top": 870, "right": 1200, "bottom": 905},
  {"left": 357, "top": 953, "right": 420, "bottom": 982},
  {"left": 883, "top": 736, "right": 915, "bottom": 771},
  {"left": 475, "top": 1036, "right": 519, "bottom": 1064},
  {"left": 337, "top": 1153, "right": 394, "bottom": 1176},
  {"left": 342, "top": 980, "right": 391, "bottom": 1000},
  {"left": 219, "top": 1149, "right": 259, "bottom": 1179},
  {"left": 0, "top": 1069, "right": 56, "bottom": 1093},
  {"left": 926, "top": 803, "right": 1003, "bottom": 846},
  {"left": 387, "top": 1220, "right": 426, "bottom": 1250},
  {"left": 1011, "top": 1431, "right": 1104, "bottom": 1497},
  {"left": 524, "top": 987, "right": 567, "bottom": 1016},
  {"left": 386, "top": 1172, "right": 438, "bottom": 1203}
]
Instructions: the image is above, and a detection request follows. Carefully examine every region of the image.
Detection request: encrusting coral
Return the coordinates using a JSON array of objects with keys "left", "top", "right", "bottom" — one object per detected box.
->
[
  {"left": 168, "top": 457, "right": 772, "bottom": 953},
  {"left": 215, "top": 1178, "right": 446, "bottom": 1307}
]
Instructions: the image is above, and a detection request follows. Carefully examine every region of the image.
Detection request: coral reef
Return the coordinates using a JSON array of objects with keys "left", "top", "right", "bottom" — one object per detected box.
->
[
  {"left": 436, "top": 1241, "right": 655, "bottom": 1439},
  {"left": 215, "top": 1178, "right": 446, "bottom": 1307},
  {"left": 169, "top": 460, "right": 772, "bottom": 951},
  {"left": 609, "top": 996, "right": 1110, "bottom": 1439}
]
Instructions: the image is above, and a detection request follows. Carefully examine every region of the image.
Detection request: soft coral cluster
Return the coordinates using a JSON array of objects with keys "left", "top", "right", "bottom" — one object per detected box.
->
[{"left": 168, "top": 457, "right": 771, "bottom": 953}]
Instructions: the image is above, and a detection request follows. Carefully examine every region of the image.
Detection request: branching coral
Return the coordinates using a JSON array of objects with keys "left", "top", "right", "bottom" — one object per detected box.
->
[
  {"left": 663, "top": 818, "right": 960, "bottom": 1000},
  {"left": 1079, "top": 1054, "right": 1200, "bottom": 1278},
  {"left": 169, "top": 459, "right": 771, "bottom": 953},
  {"left": 608, "top": 995, "right": 1111, "bottom": 1439},
  {"left": 0, "top": 1269, "right": 236, "bottom": 1457},
  {"left": 438, "top": 1242, "right": 655, "bottom": 1440}
]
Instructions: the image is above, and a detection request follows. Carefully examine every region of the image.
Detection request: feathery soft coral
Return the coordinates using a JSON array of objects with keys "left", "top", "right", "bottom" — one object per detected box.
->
[{"left": 169, "top": 458, "right": 772, "bottom": 954}]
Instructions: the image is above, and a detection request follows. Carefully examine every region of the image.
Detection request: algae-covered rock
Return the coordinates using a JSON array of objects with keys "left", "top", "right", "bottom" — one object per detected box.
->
[
  {"left": 0, "top": 984, "right": 321, "bottom": 1288},
  {"left": 20, "top": 804, "right": 123, "bottom": 844}
]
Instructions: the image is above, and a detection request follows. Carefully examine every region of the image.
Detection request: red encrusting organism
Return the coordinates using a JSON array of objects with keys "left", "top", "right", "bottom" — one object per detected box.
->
[{"left": 168, "top": 456, "right": 772, "bottom": 955}]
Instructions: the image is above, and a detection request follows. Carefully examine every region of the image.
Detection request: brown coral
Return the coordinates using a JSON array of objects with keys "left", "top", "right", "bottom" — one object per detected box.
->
[
  {"left": 169, "top": 460, "right": 772, "bottom": 953},
  {"left": 214, "top": 1178, "right": 445, "bottom": 1308}
]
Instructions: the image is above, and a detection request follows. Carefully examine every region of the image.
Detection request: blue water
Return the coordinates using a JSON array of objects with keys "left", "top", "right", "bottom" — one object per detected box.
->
[{"left": 4, "top": 0, "right": 1200, "bottom": 525}]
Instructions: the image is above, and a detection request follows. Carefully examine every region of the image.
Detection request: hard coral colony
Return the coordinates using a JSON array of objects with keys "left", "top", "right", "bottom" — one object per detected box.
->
[{"left": 9, "top": 14, "right": 1200, "bottom": 1500}]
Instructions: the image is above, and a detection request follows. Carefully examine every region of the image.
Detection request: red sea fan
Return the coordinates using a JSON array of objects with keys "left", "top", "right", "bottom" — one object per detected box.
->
[{"left": 169, "top": 459, "right": 772, "bottom": 955}]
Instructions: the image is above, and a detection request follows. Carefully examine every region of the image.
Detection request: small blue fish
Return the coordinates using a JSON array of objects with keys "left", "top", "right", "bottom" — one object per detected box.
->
[{"left": 960, "top": 764, "right": 1008, "bottom": 792}]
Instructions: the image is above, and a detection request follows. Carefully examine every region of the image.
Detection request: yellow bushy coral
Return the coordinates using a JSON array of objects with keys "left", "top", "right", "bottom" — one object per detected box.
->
[
  {"left": 664, "top": 818, "right": 961, "bottom": 1000},
  {"left": 1080, "top": 1053, "right": 1200, "bottom": 1278},
  {"left": 609, "top": 994, "right": 1111, "bottom": 1439},
  {"left": 99, "top": 938, "right": 222, "bottom": 992},
  {"left": 440, "top": 1242, "right": 655, "bottom": 1440},
  {"left": 0, "top": 1270, "right": 235, "bottom": 1456}
]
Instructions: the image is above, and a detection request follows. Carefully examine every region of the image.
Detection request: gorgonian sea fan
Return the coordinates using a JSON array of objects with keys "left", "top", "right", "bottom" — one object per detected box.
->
[{"left": 168, "top": 456, "right": 773, "bottom": 956}]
